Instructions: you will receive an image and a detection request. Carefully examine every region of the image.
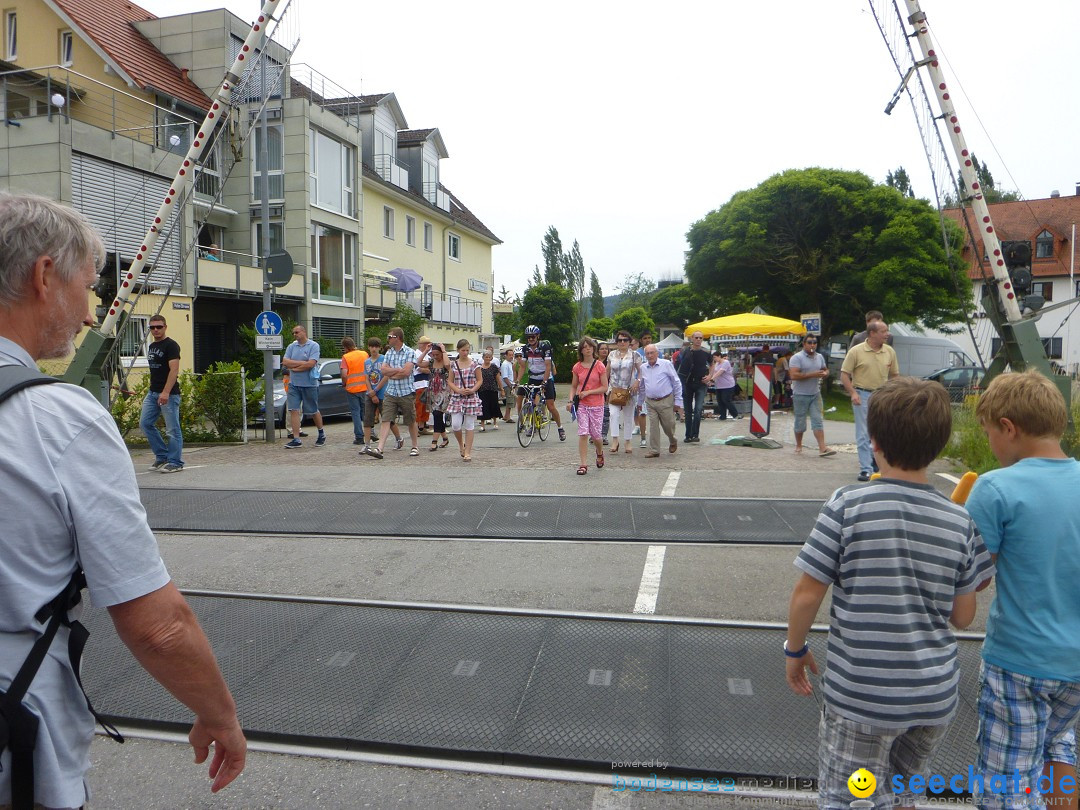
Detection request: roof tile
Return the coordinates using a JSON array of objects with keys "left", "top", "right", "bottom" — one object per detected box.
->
[{"left": 52, "top": 0, "right": 212, "bottom": 111}]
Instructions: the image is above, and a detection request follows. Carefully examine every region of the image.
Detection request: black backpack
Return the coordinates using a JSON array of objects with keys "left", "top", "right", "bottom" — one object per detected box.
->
[{"left": 0, "top": 365, "right": 123, "bottom": 810}]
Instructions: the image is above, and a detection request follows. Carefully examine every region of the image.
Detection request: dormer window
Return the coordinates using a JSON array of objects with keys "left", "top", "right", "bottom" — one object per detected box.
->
[{"left": 1035, "top": 229, "right": 1054, "bottom": 259}]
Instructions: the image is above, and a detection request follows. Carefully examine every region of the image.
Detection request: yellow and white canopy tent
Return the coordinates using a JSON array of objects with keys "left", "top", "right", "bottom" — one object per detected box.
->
[
  {"left": 684, "top": 313, "right": 807, "bottom": 393},
  {"left": 684, "top": 313, "right": 806, "bottom": 340}
]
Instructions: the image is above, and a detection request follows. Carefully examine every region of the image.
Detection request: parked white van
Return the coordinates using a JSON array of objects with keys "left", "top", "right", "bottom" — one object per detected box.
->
[{"left": 825, "top": 326, "right": 975, "bottom": 379}]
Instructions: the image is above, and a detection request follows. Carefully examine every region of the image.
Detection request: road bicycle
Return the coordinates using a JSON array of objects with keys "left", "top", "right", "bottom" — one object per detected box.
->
[{"left": 516, "top": 383, "right": 551, "bottom": 447}]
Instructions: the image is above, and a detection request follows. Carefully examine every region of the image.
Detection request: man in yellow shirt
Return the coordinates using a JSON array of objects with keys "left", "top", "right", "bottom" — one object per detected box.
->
[{"left": 840, "top": 321, "right": 899, "bottom": 480}]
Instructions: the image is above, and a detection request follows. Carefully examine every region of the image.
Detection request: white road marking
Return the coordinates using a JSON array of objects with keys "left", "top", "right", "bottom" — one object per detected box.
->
[
  {"left": 937, "top": 472, "right": 961, "bottom": 485},
  {"left": 633, "top": 545, "right": 666, "bottom": 615},
  {"left": 661, "top": 471, "right": 680, "bottom": 497}
]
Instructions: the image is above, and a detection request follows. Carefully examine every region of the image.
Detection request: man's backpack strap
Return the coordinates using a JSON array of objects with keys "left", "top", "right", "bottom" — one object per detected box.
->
[{"left": 0, "top": 366, "right": 123, "bottom": 810}]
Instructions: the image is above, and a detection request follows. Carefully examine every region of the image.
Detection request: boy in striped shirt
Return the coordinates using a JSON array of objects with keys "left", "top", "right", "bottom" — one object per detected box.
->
[{"left": 784, "top": 377, "right": 994, "bottom": 809}]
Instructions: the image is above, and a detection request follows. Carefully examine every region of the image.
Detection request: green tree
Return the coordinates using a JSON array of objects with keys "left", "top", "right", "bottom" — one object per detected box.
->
[
  {"left": 647, "top": 283, "right": 727, "bottom": 330},
  {"left": 517, "top": 283, "right": 576, "bottom": 349},
  {"left": 529, "top": 265, "right": 543, "bottom": 288},
  {"left": 614, "top": 272, "right": 657, "bottom": 314},
  {"left": 885, "top": 166, "right": 915, "bottom": 198},
  {"left": 583, "top": 316, "right": 615, "bottom": 340},
  {"left": 561, "top": 239, "right": 587, "bottom": 333},
  {"left": 494, "top": 285, "right": 516, "bottom": 305},
  {"left": 363, "top": 301, "right": 425, "bottom": 348},
  {"left": 684, "top": 167, "right": 971, "bottom": 338},
  {"left": 589, "top": 271, "right": 604, "bottom": 319},
  {"left": 948, "top": 153, "right": 1020, "bottom": 205},
  {"left": 613, "top": 307, "right": 656, "bottom": 340},
  {"left": 541, "top": 226, "right": 564, "bottom": 286}
]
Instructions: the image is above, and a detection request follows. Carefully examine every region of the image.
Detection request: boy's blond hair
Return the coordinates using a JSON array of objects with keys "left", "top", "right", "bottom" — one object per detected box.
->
[{"left": 975, "top": 370, "right": 1067, "bottom": 438}]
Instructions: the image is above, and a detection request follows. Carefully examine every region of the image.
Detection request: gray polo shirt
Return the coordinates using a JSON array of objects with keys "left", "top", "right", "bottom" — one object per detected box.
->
[
  {"left": 789, "top": 349, "right": 827, "bottom": 396},
  {"left": 0, "top": 337, "right": 170, "bottom": 807}
]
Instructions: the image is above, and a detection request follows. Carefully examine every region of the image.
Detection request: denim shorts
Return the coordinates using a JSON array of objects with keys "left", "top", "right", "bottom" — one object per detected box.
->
[{"left": 286, "top": 385, "right": 319, "bottom": 415}]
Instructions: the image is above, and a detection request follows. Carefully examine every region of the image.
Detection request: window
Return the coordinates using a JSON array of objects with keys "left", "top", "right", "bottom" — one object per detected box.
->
[
  {"left": 1031, "top": 281, "right": 1053, "bottom": 302},
  {"left": 406, "top": 216, "right": 416, "bottom": 247},
  {"left": 5, "top": 11, "right": 15, "bottom": 61},
  {"left": 120, "top": 315, "right": 150, "bottom": 360},
  {"left": 310, "top": 223, "right": 355, "bottom": 304},
  {"left": 60, "top": 30, "right": 72, "bottom": 66},
  {"left": 252, "top": 124, "right": 284, "bottom": 202},
  {"left": 254, "top": 222, "right": 285, "bottom": 257},
  {"left": 309, "top": 128, "right": 355, "bottom": 215},
  {"left": 423, "top": 222, "right": 433, "bottom": 252},
  {"left": 1035, "top": 229, "right": 1055, "bottom": 259},
  {"left": 194, "top": 139, "right": 221, "bottom": 198},
  {"left": 447, "top": 232, "right": 461, "bottom": 261},
  {"left": 383, "top": 206, "right": 394, "bottom": 239}
]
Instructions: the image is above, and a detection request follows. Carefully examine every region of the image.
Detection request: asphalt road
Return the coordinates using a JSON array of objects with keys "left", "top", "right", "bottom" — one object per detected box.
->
[{"left": 84, "top": 412, "right": 984, "bottom": 809}]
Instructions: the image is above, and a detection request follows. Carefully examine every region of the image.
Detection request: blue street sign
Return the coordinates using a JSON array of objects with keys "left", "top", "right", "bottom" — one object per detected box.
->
[{"left": 256, "top": 311, "right": 283, "bottom": 336}]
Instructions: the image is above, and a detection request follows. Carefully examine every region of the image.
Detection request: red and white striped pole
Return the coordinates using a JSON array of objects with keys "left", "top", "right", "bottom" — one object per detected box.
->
[{"left": 750, "top": 363, "right": 773, "bottom": 437}]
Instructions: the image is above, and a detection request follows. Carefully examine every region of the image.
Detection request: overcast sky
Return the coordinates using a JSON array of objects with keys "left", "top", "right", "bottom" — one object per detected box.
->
[{"left": 142, "top": 0, "right": 1079, "bottom": 302}]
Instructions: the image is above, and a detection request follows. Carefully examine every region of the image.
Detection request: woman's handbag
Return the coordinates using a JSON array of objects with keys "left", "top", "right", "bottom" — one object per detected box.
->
[{"left": 608, "top": 386, "right": 631, "bottom": 406}]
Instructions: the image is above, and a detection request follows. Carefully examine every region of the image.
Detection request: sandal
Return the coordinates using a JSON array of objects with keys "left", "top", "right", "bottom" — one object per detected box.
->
[
  {"left": 611, "top": 439, "right": 619, "bottom": 453},
  {"left": 440, "top": 437, "right": 449, "bottom": 448},
  {"left": 430, "top": 440, "right": 439, "bottom": 452},
  {"left": 409, "top": 447, "right": 419, "bottom": 456},
  {"left": 463, "top": 454, "right": 472, "bottom": 462},
  {"left": 576, "top": 465, "right": 588, "bottom": 475},
  {"left": 596, "top": 451, "right": 605, "bottom": 469}
]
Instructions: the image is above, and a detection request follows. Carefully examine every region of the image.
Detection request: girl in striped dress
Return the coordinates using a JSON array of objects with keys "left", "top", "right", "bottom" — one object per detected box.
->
[{"left": 447, "top": 338, "right": 483, "bottom": 461}]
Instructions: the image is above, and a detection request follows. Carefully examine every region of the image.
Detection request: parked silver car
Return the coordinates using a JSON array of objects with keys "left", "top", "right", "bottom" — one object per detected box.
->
[
  {"left": 922, "top": 365, "right": 985, "bottom": 403},
  {"left": 259, "top": 359, "right": 351, "bottom": 427}
]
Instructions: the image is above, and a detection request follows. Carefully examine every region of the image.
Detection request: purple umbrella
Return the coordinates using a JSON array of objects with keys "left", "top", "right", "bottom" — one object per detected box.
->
[{"left": 388, "top": 267, "right": 423, "bottom": 292}]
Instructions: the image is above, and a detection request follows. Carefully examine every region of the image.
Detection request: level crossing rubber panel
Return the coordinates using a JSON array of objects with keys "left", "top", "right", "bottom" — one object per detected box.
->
[
  {"left": 141, "top": 489, "right": 823, "bottom": 544},
  {"left": 80, "top": 594, "right": 984, "bottom": 783}
]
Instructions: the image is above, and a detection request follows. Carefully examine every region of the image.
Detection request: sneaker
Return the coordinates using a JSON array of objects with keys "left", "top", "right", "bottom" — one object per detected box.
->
[
  {"left": 286, "top": 431, "right": 309, "bottom": 439},
  {"left": 558, "top": 427, "right": 566, "bottom": 441},
  {"left": 632, "top": 426, "right": 640, "bottom": 435},
  {"left": 857, "top": 471, "right": 871, "bottom": 482},
  {"left": 284, "top": 439, "right": 302, "bottom": 449},
  {"left": 160, "top": 463, "right": 183, "bottom": 473},
  {"left": 353, "top": 437, "right": 365, "bottom": 445},
  {"left": 395, "top": 437, "right": 405, "bottom": 451},
  {"left": 640, "top": 438, "right": 647, "bottom": 448},
  {"left": 315, "top": 432, "right": 326, "bottom": 447},
  {"left": 358, "top": 445, "right": 369, "bottom": 455},
  {"left": 148, "top": 460, "right": 167, "bottom": 472}
]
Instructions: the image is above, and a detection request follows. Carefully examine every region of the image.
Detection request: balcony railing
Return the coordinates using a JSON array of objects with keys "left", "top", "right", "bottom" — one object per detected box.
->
[
  {"left": 363, "top": 283, "right": 484, "bottom": 329},
  {"left": 422, "top": 180, "right": 451, "bottom": 212},
  {"left": 288, "top": 63, "right": 363, "bottom": 131},
  {"left": 197, "top": 248, "right": 305, "bottom": 299},
  {"left": 1, "top": 65, "right": 198, "bottom": 150},
  {"left": 373, "top": 153, "right": 409, "bottom": 190}
]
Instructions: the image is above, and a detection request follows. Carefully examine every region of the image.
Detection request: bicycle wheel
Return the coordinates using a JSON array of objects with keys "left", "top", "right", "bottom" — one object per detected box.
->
[
  {"left": 517, "top": 402, "right": 535, "bottom": 447},
  {"left": 537, "top": 407, "right": 552, "bottom": 441}
]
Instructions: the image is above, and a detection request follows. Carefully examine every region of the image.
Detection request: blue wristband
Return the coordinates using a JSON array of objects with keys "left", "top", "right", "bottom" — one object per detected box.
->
[{"left": 784, "top": 641, "right": 809, "bottom": 658}]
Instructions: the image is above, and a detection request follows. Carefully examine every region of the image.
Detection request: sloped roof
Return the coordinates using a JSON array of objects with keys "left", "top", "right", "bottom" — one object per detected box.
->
[
  {"left": 399, "top": 127, "right": 448, "bottom": 158},
  {"left": 48, "top": 0, "right": 212, "bottom": 111},
  {"left": 361, "top": 165, "right": 500, "bottom": 245},
  {"left": 943, "top": 195, "right": 1080, "bottom": 279}
]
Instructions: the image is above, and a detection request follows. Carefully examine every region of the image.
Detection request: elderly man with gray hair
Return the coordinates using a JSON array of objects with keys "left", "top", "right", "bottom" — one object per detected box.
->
[
  {"left": 639, "top": 343, "right": 684, "bottom": 457},
  {"left": 0, "top": 193, "right": 245, "bottom": 807}
]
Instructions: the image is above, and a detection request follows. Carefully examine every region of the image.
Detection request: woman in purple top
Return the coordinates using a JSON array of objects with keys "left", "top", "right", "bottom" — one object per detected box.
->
[{"left": 707, "top": 350, "right": 740, "bottom": 420}]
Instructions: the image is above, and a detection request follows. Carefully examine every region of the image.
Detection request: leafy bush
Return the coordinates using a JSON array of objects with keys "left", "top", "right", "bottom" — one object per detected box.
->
[
  {"left": 110, "top": 375, "right": 149, "bottom": 440},
  {"left": 178, "top": 370, "right": 216, "bottom": 442},
  {"left": 941, "top": 402, "right": 999, "bottom": 474},
  {"left": 194, "top": 362, "right": 253, "bottom": 441}
]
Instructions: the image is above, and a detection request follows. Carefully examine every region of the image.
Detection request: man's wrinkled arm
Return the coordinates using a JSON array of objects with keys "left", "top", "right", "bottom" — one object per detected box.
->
[{"left": 109, "top": 582, "right": 246, "bottom": 791}]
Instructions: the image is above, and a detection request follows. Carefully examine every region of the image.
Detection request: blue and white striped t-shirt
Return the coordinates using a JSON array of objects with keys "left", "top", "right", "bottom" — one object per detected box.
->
[{"left": 795, "top": 479, "right": 994, "bottom": 728}]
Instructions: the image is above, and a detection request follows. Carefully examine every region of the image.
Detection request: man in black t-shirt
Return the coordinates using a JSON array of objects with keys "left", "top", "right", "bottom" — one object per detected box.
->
[
  {"left": 677, "top": 330, "right": 712, "bottom": 442},
  {"left": 140, "top": 315, "right": 184, "bottom": 472}
]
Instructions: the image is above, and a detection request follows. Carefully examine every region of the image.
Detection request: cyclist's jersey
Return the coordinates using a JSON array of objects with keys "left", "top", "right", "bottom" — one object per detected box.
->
[{"left": 516, "top": 341, "right": 552, "bottom": 381}]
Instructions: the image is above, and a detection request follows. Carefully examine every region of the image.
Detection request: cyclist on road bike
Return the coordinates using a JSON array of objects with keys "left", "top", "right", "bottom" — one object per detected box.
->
[{"left": 515, "top": 324, "right": 565, "bottom": 441}]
